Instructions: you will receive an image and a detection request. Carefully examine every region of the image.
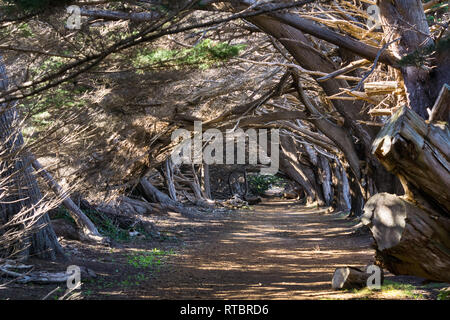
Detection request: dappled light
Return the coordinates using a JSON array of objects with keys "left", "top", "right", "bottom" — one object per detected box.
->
[{"left": 0, "top": 0, "right": 449, "bottom": 303}]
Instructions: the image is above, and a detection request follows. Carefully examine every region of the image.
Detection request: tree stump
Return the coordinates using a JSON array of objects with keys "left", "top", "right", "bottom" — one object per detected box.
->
[{"left": 332, "top": 267, "right": 370, "bottom": 290}]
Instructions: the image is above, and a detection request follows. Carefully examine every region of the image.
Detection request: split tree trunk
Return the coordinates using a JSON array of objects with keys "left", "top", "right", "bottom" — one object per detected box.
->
[
  {"left": 372, "top": 107, "right": 449, "bottom": 213},
  {"left": 332, "top": 160, "right": 351, "bottom": 212},
  {"left": 318, "top": 155, "right": 333, "bottom": 206},
  {"left": 362, "top": 193, "right": 450, "bottom": 282},
  {"left": 364, "top": 106, "right": 450, "bottom": 282}
]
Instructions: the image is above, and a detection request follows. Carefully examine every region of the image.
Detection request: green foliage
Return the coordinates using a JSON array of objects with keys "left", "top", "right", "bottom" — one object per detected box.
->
[
  {"left": 437, "top": 289, "right": 450, "bottom": 300},
  {"left": 399, "top": 36, "right": 450, "bottom": 67},
  {"left": 381, "top": 280, "right": 417, "bottom": 295},
  {"left": 248, "top": 174, "right": 286, "bottom": 195},
  {"left": 5, "top": 0, "right": 71, "bottom": 11},
  {"left": 51, "top": 206, "right": 76, "bottom": 224},
  {"left": 89, "top": 272, "right": 151, "bottom": 290},
  {"left": 20, "top": 85, "right": 87, "bottom": 139},
  {"left": 51, "top": 206, "right": 158, "bottom": 243},
  {"left": 347, "top": 280, "right": 424, "bottom": 299},
  {"left": 18, "top": 22, "right": 34, "bottom": 38},
  {"left": 426, "top": 1, "right": 449, "bottom": 23},
  {"left": 127, "top": 248, "right": 175, "bottom": 268},
  {"left": 84, "top": 209, "right": 131, "bottom": 242},
  {"left": 34, "top": 56, "right": 66, "bottom": 74},
  {"left": 132, "top": 39, "right": 246, "bottom": 71}
]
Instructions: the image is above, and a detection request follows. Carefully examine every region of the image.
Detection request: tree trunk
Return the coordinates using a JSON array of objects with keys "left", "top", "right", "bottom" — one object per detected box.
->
[
  {"left": 201, "top": 162, "right": 212, "bottom": 199},
  {"left": 279, "top": 135, "right": 316, "bottom": 204},
  {"left": 378, "top": 0, "right": 449, "bottom": 119},
  {"left": 332, "top": 160, "right": 351, "bottom": 212},
  {"left": 248, "top": 11, "right": 404, "bottom": 205},
  {"left": 318, "top": 155, "right": 333, "bottom": 206},
  {"left": 163, "top": 158, "right": 177, "bottom": 201},
  {"left": 30, "top": 157, "right": 105, "bottom": 244},
  {"left": 0, "top": 55, "right": 63, "bottom": 260},
  {"left": 364, "top": 106, "right": 450, "bottom": 281},
  {"left": 362, "top": 193, "right": 450, "bottom": 282}
]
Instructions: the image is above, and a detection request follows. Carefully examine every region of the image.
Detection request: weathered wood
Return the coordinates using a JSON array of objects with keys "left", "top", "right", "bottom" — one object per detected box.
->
[
  {"left": 139, "top": 178, "right": 199, "bottom": 216},
  {"left": 318, "top": 155, "right": 333, "bottom": 206},
  {"left": 429, "top": 83, "right": 450, "bottom": 123},
  {"left": 362, "top": 193, "right": 450, "bottom": 282},
  {"left": 317, "top": 59, "right": 370, "bottom": 82},
  {"left": 372, "top": 106, "right": 450, "bottom": 213},
  {"left": 364, "top": 81, "right": 398, "bottom": 96},
  {"left": 331, "top": 267, "right": 370, "bottom": 290},
  {"left": 164, "top": 159, "right": 177, "bottom": 201},
  {"left": 0, "top": 55, "right": 63, "bottom": 260},
  {"left": 140, "top": 177, "right": 178, "bottom": 206},
  {"left": 94, "top": 196, "right": 163, "bottom": 216},
  {"left": 378, "top": 0, "right": 438, "bottom": 118},
  {"left": 279, "top": 135, "right": 316, "bottom": 204},
  {"left": 0, "top": 263, "right": 96, "bottom": 284},
  {"left": 31, "top": 157, "right": 106, "bottom": 244},
  {"left": 201, "top": 163, "right": 212, "bottom": 199},
  {"left": 332, "top": 160, "right": 351, "bottom": 212}
]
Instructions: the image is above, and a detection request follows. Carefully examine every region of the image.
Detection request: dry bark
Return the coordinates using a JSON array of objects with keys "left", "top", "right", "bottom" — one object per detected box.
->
[
  {"left": 429, "top": 84, "right": 450, "bottom": 123},
  {"left": 372, "top": 107, "right": 450, "bottom": 213},
  {"left": 279, "top": 135, "right": 316, "bottom": 204},
  {"left": 0, "top": 55, "right": 63, "bottom": 260},
  {"left": 332, "top": 265, "right": 384, "bottom": 290},
  {"left": 378, "top": 0, "right": 450, "bottom": 118},
  {"left": 365, "top": 106, "right": 450, "bottom": 281},
  {"left": 362, "top": 193, "right": 450, "bottom": 282},
  {"left": 332, "top": 267, "right": 370, "bottom": 290}
]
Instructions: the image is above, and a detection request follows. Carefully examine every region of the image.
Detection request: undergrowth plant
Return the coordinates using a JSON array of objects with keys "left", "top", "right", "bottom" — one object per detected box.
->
[
  {"left": 127, "top": 248, "right": 175, "bottom": 269},
  {"left": 132, "top": 39, "right": 246, "bottom": 71}
]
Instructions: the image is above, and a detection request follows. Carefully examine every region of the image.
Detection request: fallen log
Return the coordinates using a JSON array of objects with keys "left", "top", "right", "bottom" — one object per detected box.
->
[
  {"left": 332, "top": 265, "right": 384, "bottom": 290},
  {"left": 0, "top": 262, "right": 96, "bottom": 284},
  {"left": 139, "top": 178, "right": 199, "bottom": 217},
  {"left": 31, "top": 157, "right": 107, "bottom": 244},
  {"left": 80, "top": 198, "right": 160, "bottom": 236},
  {"left": 362, "top": 193, "right": 450, "bottom": 282},
  {"left": 332, "top": 267, "right": 368, "bottom": 290},
  {"left": 366, "top": 106, "right": 450, "bottom": 282}
]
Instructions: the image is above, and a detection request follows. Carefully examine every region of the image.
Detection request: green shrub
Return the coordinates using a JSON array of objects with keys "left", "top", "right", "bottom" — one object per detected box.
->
[
  {"left": 248, "top": 174, "right": 286, "bottom": 195},
  {"left": 132, "top": 39, "right": 246, "bottom": 71},
  {"left": 127, "top": 248, "right": 175, "bottom": 268}
]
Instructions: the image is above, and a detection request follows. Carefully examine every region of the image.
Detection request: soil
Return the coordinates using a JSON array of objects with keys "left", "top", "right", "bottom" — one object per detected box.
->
[{"left": 0, "top": 199, "right": 447, "bottom": 300}]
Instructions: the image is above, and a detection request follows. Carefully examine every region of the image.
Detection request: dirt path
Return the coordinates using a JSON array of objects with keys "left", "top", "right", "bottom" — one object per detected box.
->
[
  {"left": 4, "top": 200, "right": 443, "bottom": 300},
  {"left": 129, "top": 200, "right": 374, "bottom": 299}
]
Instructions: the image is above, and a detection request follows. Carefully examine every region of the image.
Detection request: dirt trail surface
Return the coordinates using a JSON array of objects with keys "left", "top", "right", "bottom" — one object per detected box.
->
[
  {"left": 135, "top": 201, "right": 373, "bottom": 299},
  {"left": 2, "top": 200, "right": 444, "bottom": 300}
]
